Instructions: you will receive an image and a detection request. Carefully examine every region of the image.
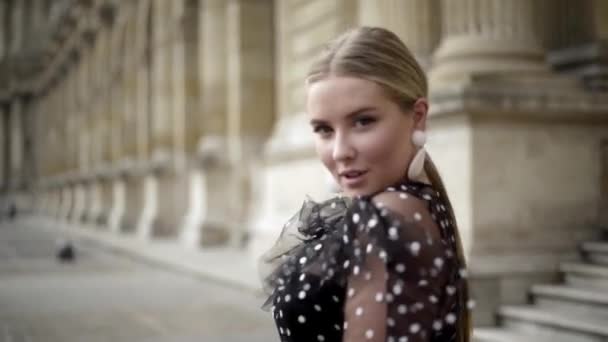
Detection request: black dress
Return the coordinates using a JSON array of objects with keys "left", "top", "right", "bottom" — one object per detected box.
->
[{"left": 260, "top": 179, "right": 470, "bottom": 342}]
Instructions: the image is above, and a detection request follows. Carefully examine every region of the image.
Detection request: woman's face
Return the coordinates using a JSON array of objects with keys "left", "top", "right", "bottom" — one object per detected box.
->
[{"left": 307, "top": 76, "right": 427, "bottom": 197}]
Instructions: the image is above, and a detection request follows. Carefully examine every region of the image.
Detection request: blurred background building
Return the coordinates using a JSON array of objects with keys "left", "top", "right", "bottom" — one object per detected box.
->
[{"left": 1, "top": 0, "right": 607, "bottom": 336}]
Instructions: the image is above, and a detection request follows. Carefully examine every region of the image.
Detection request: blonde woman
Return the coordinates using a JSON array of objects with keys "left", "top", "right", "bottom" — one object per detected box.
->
[{"left": 261, "top": 27, "right": 473, "bottom": 342}]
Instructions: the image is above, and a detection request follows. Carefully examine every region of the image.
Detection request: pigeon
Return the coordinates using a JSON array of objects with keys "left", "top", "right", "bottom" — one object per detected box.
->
[{"left": 56, "top": 238, "right": 76, "bottom": 263}]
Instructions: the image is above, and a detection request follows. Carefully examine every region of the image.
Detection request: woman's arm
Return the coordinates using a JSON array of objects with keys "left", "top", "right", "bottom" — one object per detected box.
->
[{"left": 342, "top": 192, "right": 453, "bottom": 342}]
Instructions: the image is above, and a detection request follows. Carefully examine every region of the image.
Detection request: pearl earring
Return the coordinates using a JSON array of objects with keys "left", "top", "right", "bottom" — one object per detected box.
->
[{"left": 407, "top": 130, "right": 426, "bottom": 181}]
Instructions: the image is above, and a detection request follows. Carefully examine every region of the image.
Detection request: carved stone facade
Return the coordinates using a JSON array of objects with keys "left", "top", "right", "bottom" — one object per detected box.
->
[{"left": 1, "top": 0, "right": 607, "bottom": 326}]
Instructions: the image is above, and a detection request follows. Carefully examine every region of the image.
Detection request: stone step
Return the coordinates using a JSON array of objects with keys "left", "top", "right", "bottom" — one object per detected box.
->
[
  {"left": 473, "top": 327, "right": 564, "bottom": 342},
  {"left": 560, "top": 262, "right": 608, "bottom": 290},
  {"left": 582, "top": 241, "right": 608, "bottom": 266},
  {"left": 499, "top": 305, "right": 608, "bottom": 342},
  {"left": 531, "top": 284, "right": 608, "bottom": 319}
]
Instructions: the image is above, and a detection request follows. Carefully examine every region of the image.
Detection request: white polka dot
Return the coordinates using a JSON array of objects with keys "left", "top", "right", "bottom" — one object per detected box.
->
[
  {"left": 446, "top": 285, "right": 456, "bottom": 295},
  {"left": 399, "top": 193, "right": 408, "bottom": 199},
  {"left": 343, "top": 235, "right": 349, "bottom": 244},
  {"left": 423, "top": 194, "right": 432, "bottom": 200},
  {"left": 467, "top": 299, "right": 476, "bottom": 309},
  {"left": 368, "top": 217, "right": 378, "bottom": 228},
  {"left": 284, "top": 294, "right": 291, "bottom": 302},
  {"left": 332, "top": 295, "right": 339, "bottom": 302},
  {"left": 348, "top": 288, "right": 355, "bottom": 297},
  {"left": 388, "top": 227, "right": 399, "bottom": 240},
  {"left": 418, "top": 279, "right": 429, "bottom": 287},
  {"left": 299, "top": 257, "right": 307, "bottom": 265},
  {"left": 343, "top": 260, "right": 350, "bottom": 269},
  {"left": 298, "top": 291, "right": 306, "bottom": 299},
  {"left": 375, "top": 292, "right": 384, "bottom": 302},
  {"left": 317, "top": 335, "right": 325, "bottom": 341},
  {"left": 279, "top": 327, "right": 284, "bottom": 334},
  {"left": 298, "top": 315, "right": 306, "bottom": 323},
  {"left": 365, "top": 272, "right": 372, "bottom": 280},
  {"left": 366, "top": 243, "right": 373, "bottom": 253},
  {"left": 446, "top": 313, "right": 457, "bottom": 324},
  {"left": 398, "top": 337, "right": 408, "bottom": 342},
  {"left": 314, "top": 304, "right": 322, "bottom": 311},
  {"left": 395, "top": 263, "right": 406, "bottom": 273},
  {"left": 352, "top": 213, "right": 360, "bottom": 223},
  {"left": 279, "top": 310, "right": 283, "bottom": 318},
  {"left": 433, "top": 320, "right": 443, "bottom": 331},
  {"left": 413, "top": 212, "right": 422, "bottom": 221},
  {"left": 387, "top": 317, "right": 395, "bottom": 327},
  {"left": 314, "top": 244, "right": 323, "bottom": 251},
  {"left": 344, "top": 321, "right": 349, "bottom": 330},
  {"left": 303, "top": 283, "right": 311, "bottom": 291},
  {"left": 355, "top": 307, "right": 364, "bottom": 316},
  {"left": 397, "top": 304, "right": 407, "bottom": 314},
  {"left": 365, "top": 329, "right": 374, "bottom": 339},
  {"left": 434, "top": 257, "right": 444, "bottom": 268},
  {"left": 353, "top": 265, "right": 360, "bottom": 275},
  {"left": 392, "top": 284, "right": 402, "bottom": 295},
  {"left": 410, "top": 242, "right": 421, "bottom": 256},
  {"left": 409, "top": 323, "right": 421, "bottom": 333},
  {"left": 459, "top": 268, "right": 468, "bottom": 278},
  {"left": 379, "top": 250, "right": 387, "bottom": 261},
  {"left": 386, "top": 293, "right": 394, "bottom": 302},
  {"left": 429, "top": 295, "right": 438, "bottom": 303},
  {"left": 286, "top": 328, "right": 291, "bottom": 336},
  {"left": 299, "top": 273, "right": 306, "bottom": 281}
]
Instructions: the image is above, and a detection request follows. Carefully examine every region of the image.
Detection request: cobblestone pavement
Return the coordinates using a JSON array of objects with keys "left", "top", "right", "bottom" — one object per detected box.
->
[{"left": 0, "top": 218, "right": 277, "bottom": 342}]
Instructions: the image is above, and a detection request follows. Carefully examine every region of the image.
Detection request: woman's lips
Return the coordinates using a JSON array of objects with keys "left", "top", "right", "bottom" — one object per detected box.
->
[{"left": 340, "top": 170, "right": 368, "bottom": 187}]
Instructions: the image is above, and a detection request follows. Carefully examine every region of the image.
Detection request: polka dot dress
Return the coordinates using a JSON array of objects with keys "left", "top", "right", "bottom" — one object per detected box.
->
[{"left": 260, "top": 180, "right": 471, "bottom": 342}]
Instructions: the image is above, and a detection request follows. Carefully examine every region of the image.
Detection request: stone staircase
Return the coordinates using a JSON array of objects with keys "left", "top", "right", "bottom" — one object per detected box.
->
[{"left": 474, "top": 227, "right": 608, "bottom": 342}]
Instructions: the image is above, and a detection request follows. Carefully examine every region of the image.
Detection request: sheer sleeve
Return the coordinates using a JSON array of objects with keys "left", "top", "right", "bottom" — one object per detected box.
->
[{"left": 342, "top": 191, "right": 454, "bottom": 342}]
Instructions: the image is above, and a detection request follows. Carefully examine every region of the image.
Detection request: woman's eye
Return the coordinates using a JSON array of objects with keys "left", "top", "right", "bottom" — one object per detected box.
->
[
  {"left": 354, "top": 116, "right": 376, "bottom": 127},
  {"left": 313, "top": 125, "right": 333, "bottom": 135}
]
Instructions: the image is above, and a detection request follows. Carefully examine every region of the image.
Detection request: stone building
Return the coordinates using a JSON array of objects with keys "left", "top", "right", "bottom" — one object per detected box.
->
[{"left": 1, "top": 0, "right": 607, "bottom": 338}]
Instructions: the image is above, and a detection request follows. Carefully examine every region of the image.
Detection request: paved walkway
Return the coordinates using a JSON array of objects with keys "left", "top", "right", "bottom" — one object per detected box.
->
[
  {"left": 0, "top": 217, "right": 276, "bottom": 342},
  {"left": 21, "top": 215, "right": 262, "bottom": 293}
]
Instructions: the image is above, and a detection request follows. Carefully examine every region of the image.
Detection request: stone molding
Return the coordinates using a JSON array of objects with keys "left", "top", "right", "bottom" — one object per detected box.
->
[{"left": 430, "top": 73, "right": 608, "bottom": 121}]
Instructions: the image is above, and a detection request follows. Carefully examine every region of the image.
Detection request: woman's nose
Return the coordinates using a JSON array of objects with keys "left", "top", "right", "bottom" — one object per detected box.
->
[{"left": 332, "top": 134, "right": 355, "bottom": 162}]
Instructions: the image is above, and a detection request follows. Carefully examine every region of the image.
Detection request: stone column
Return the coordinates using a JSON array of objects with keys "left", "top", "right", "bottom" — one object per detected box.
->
[
  {"left": 425, "top": 0, "right": 608, "bottom": 327},
  {"left": 358, "top": 0, "right": 441, "bottom": 69},
  {"left": 9, "top": 0, "right": 24, "bottom": 55},
  {"left": 8, "top": 99, "right": 24, "bottom": 190},
  {"left": 0, "top": 1, "right": 6, "bottom": 59},
  {"left": 0, "top": 107, "right": 6, "bottom": 193},
  {"left": 546, "top": 0, "right": 607, "bottom": 91},
  {"left": 249, "top": 0, "right": 357, "bottom": 263},
  {"left": 180, "top": 0, "right": 230, "bottom": 248},
  {"left": 225, "top": 0, "right": 276, "bottom": 248},
  {"left": 118, "top": 6, "right": 147, "bottom": 235},
  {"left": 107, "top": 20, "right": 127, "bottom": 232},
  {"left": 430, "top": 0, "right": 548, "bottom": 86},
  {"left": 137, "top": 0, "right": 191, "bottom": 240}
]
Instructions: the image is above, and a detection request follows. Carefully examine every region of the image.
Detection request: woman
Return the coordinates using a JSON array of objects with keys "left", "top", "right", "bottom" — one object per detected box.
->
[{"left": 260, "top": 27, "right": 473, "bottom": 342}]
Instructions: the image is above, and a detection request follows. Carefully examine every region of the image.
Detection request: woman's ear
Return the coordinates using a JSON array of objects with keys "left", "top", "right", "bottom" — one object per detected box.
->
[{"left": 412, "top": 98, "right": 429, "bottom": 131}]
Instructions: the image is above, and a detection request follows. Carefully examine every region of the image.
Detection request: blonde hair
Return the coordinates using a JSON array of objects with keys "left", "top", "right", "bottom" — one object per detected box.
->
[{"left": 307, "top": 26, "right": 472, "bottom": 342}]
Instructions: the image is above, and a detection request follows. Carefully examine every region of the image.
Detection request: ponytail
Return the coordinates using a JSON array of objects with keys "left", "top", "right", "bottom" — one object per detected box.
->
[{"left": 424, "top": 156, "right": 472, "bottom": 342}]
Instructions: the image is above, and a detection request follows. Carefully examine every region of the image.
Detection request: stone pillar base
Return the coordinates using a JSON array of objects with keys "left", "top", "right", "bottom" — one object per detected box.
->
[
  {"left": 108, "top": 178, "right": 126, "bottom": 233},
  {"left": 60, "top": 186, "right": 73, "bottom": 222},
  {"left": 427, "top": 73, "right": 608, "bottom": 325},
  {"left": 142, "top": 171, "right": 189, "bottom": 239},
  {"left": 69, "top": 184, "right": 87, "bottom": 224},
  {"left": 83, "top": 181, "right": 103, "bottom": 226}
]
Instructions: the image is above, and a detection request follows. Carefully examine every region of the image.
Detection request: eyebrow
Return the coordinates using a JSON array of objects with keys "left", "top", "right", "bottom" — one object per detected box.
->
[{"left": 309, "top": 107, "right": 377, "bottom": 126}]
